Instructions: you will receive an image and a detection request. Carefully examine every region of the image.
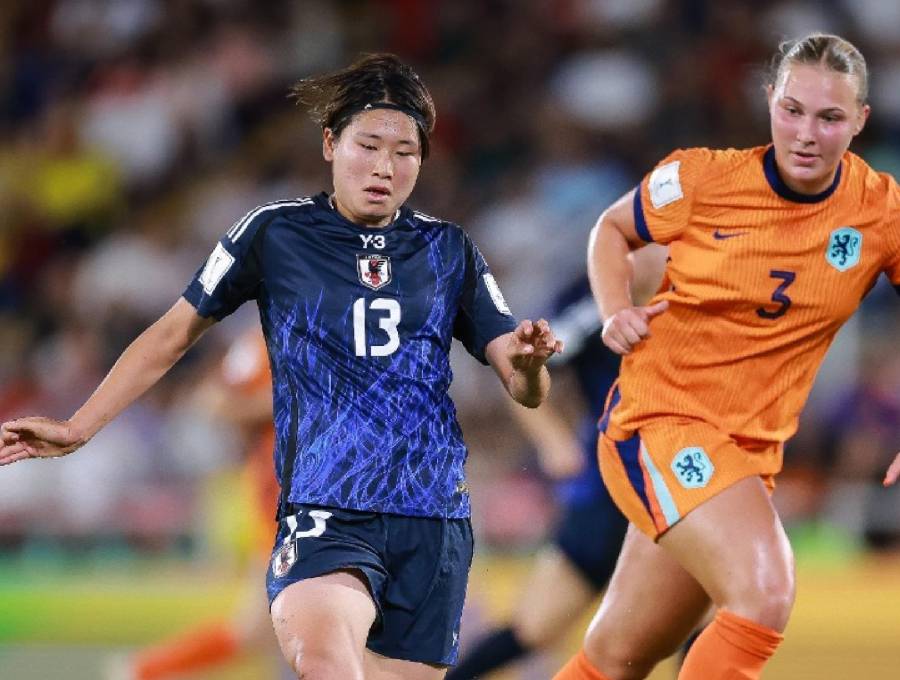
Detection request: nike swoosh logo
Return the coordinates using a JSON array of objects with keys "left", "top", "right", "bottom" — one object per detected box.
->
[{"left": 713, "top": 229, "right": 749, "bottom": 240}]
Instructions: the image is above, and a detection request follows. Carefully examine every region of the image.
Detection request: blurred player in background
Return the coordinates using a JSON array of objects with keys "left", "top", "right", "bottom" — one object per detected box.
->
[
  {"left": 108, "top": 326, "right": 280, "bottom": 679},
  {"left": 1, "top": 54, "right": 562, "bottom": 680},
  {"left": 553, "top": 33, "right": 900, "bottom": 680},
  {"left": 449, "top": 246, "right": 666, "bottom": 680}
]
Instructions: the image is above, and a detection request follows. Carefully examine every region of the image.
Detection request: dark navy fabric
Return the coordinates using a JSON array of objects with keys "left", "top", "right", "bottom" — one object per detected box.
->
[
  {"left": 184, "top": 193, "right": 517, "bottom": 518},
  {"left": 545, "top": 278, "right": 621, "bottom": 506},
  {"left": 554, "top": 487, "right": 627, "bottom": 590},
  {"left": 266, "top": 504, "right": 473, "bottom": 666}
]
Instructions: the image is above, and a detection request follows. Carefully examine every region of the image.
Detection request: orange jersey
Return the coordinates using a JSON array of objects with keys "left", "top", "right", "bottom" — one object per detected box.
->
[
  {"left": 612, "top": 145, "right": 900, "bottom": 443},
  {"left": 221, "top": 328, "right": 280, "bottom": 536}
]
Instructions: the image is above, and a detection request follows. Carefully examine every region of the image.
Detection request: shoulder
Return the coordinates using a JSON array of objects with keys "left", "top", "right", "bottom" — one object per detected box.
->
[
  {"left": 406, "top": 207, "right": 470, "bottom": 243},
  {"left": 841, "top": 152, "right": 900, "bottom": 212},
  {"left": 225, "top": 196, "right": 319, "bottom": 243},
  {"left": 646, "top": 147, "right": 760, "bottom": 206}
]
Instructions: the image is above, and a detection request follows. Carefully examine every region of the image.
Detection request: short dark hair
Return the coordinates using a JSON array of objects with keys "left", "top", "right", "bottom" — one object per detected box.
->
[
  {"left": 290, "top": 53, "right": 436, "bottom": 158},
  {"left": 769, "top": 33, "right": 868, "bottom": 105}
]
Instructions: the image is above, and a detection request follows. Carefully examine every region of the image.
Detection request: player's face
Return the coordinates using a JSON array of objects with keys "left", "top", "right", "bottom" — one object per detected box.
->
[
  {"left": 768, "top": 64, "right": 869, "bottom": 195},
  {"left": 323, "top": 108, "right": 422, "bottom": 228}
]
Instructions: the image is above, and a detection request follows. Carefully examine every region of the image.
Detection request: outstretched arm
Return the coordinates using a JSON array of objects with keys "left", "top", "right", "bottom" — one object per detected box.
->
[
  {"left": 485, "top": 319, "right": 564, "bottom": 409},
  {"left": 0, "top": 298, "right": 215, "bottom": 465}
]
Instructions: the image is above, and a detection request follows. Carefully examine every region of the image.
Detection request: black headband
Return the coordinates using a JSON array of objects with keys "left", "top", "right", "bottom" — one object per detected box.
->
[{"left": 339, "top": 101, "right": 428, "bottom": 129}]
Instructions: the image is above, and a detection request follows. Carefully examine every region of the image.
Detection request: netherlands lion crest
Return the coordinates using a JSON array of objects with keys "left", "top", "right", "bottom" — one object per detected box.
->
[
  {"left": 826, "top": 227, "right": 862, "bottom": 272},
  {"left": 357, "top": 254, "right": 392, "bottom": 290},
  {"left": 671, "top": 447, "right": 714, "bottom": 489}
]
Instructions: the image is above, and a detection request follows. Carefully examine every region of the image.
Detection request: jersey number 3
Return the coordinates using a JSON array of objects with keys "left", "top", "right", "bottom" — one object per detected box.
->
[
  {"left": 354, "top": 298, "right": 401, "bottom": 356},
  {"left": 756, "top": 270, "right": 795, "bottom": 320}
]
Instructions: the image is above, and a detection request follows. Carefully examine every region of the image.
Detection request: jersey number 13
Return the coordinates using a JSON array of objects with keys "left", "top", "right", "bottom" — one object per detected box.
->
[{"left": 353, "top": 298, "right": 401, "bottom": 356}]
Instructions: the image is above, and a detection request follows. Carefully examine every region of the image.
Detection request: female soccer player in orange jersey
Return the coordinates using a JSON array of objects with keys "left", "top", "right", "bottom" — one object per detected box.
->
[{"left": 554, "top": 33, "right": 900, "bottom": 680}]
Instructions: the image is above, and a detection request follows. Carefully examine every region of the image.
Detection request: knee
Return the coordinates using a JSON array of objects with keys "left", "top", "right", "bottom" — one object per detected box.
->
[
  {"left": 282, "top": 641, "right": 364, "bottom": 680},
  {"left": 723, "top": 566, "right": 796, "bottom": 632},
  {"left": 582, "top": 627, "right": 657, "bottom": 680}
]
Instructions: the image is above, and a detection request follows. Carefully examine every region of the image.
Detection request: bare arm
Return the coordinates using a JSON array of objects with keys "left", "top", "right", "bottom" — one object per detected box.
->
[
  {"left": 1, "top": 298, "right": 215, "bottom": 464},
  {"left": 485, "top": 319, "right": 564, "bottom": 409},
  {"left": 589, "top": 189, "right": 669, "bottom": 355},
  {"left": 885, "top": 452, "right": 900, "bottom": 487}
]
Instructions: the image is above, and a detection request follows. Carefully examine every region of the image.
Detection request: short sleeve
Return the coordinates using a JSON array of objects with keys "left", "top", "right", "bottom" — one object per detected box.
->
[
  {"left": 183, "top": 207, "right": 272, "bottom": 320},
  {"left": 884, "top": 180, "right": 900, "bottom": 294},
  {"left": 452, "top": 233, "right": 518, "bottom": 364},
  {"left": 633, "top": 148, "right": 714, "bottom": 244}
]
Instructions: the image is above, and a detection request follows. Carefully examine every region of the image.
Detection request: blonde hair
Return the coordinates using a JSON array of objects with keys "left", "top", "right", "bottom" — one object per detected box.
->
[{"left": 769, "top": 33, "right": 868, "bottom": 104}]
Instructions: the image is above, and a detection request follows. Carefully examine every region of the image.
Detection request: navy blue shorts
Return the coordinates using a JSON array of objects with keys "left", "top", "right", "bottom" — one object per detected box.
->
[
  {"left": 554, "top": 488, "right": 628, "bottom": 591},
  {"left": 266, "top": 504, "right": 473, "bottom": 666}
]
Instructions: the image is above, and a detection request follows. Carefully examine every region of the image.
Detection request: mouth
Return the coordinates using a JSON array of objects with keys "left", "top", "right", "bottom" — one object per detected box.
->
[
  {"left": 363, "top": 186, "right": 391, "bottom": 201},
  {"left": 790, "top": 151, "right": 819, "bottom": 166}
]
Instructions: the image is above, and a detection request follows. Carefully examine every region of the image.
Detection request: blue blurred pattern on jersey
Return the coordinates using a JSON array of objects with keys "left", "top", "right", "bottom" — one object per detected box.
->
[
  {"left": 184, "top": 194, "right": 517, "bottom": 518},
  {"left": 546, "top": 277, "right": 620, "bottom": 505}
]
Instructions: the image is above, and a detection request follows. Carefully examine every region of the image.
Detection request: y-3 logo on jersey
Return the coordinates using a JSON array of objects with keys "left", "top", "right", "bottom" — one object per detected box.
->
[
  {"left": 359, "top": 234, "right": 386, "bottom": 249},
  {"left": 826, "top": 227, "right": 862, "bottom": 272},
  {"left": 357, "top": 254, "right": 392, "bottom": 290}
]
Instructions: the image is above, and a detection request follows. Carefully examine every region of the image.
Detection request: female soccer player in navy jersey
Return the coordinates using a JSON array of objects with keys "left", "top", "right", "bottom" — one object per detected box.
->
[{"left": 0, "top": 54, "right": 563, "bottom": 680}]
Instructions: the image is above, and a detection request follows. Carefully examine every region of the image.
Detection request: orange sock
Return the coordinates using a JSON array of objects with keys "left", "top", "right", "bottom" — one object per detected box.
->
[
  {"left": 132, "top": 622, "right": 240, "bottom": 680},
  {"left": 678, "top": 609, "right": 783, "bottom": 680},
  {"left": 552, "top": 649, "right": 612, "bottom": 680}
]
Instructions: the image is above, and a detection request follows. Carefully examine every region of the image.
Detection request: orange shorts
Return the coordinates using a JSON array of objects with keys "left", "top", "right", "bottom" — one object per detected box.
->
[{"left": 599, "top": 416, "right": 783, "bottom": 540}]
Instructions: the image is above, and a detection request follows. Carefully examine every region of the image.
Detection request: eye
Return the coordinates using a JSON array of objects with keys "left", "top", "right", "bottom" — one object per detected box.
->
[
  {"left": 397, "top": 151, "right": 416, "bottom": 157},
  {"left": 359, "top": 143, "right": 377, "bottom": 151},
  {"left": 821, "top": 114, "right": 842, "bottom": 123}
]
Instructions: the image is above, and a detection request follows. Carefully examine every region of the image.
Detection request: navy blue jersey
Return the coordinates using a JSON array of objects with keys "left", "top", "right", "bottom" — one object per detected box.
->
[
  {"left": 546, "top": 278, "right": 620, "bottom": 505},
  {"left": 183, "top": 193, "right": 517, "bottom": 518}
]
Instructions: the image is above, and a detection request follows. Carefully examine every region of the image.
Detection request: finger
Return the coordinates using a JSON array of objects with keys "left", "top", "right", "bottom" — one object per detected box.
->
[
  {"left": 554, "top": 339, "right": 565, "bottom": 354},
  {"left": 884, "top": 454, "right": 900, "bottom": 487},
  {"left": 603, "top": 336, "right": 630, "bottom": 355},
  {"left": 619, "top": 323, "right": 643, "bottom": 346},
  {"left": 516, "top": 320, "right": 535, "bottom": 341},
  {"left": 643, "top": 300, "right": 669, "bottom": 319}
]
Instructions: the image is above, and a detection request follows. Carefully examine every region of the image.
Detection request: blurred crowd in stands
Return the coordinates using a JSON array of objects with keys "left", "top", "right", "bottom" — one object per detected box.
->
[{"left": 1, "top": 0, "right": 898, "bottom": 559}]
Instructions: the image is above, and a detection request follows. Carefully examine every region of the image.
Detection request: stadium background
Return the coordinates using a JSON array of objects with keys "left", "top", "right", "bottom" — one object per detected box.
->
[{"left": 1, "top": 1, "right": 898, "bottom": 678}]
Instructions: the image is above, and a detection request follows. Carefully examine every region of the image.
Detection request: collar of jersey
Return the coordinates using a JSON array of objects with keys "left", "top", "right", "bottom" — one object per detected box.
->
[
  {"left": 762, "top": 145, "right": 842, "bottom": 204},
  {"left": 318, "top": 192, "right": 407, "bottom": 231}
]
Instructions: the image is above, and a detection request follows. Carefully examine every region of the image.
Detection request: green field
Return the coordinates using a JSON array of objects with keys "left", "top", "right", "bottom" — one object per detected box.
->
[{"left": 1, "top": 553, "right": 899, "bottom": 679}]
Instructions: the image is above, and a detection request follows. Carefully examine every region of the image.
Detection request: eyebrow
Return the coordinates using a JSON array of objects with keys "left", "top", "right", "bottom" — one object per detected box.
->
[
  {"left": 355, "top": 132, "right": 418, "bottom": 146},
  {"left": 781, "top": 96, "right": 846, "bottom": 114}
]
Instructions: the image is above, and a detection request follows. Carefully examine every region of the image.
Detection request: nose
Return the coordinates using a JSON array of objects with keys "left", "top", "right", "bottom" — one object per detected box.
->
[
  {"left": 373, "top": 150, "right": 393, "bottom": 178},
  {"left": 795, "top": 114, "right": 816, "bottom": 145}
]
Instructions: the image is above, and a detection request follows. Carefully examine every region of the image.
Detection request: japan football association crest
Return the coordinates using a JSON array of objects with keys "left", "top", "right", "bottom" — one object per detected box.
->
[
  {"left": 357, "top": 254, "right": 392, "bottom": 290},
  {"left": 272, "top": 539, "right": 297, "bottom": 578}
]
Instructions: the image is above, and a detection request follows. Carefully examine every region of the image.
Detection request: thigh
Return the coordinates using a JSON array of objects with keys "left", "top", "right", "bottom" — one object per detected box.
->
[
  {"left": 659, "top": 475, "right": 795, "bottom": 630},
  {"left": 271, "top": 570, "right": 377, "bottom": 672},
  {"left": 365, "top": 651, "right": 447, "bottom": 680},
  {"left": 585, "top": 524, "right": 711, "bottom": 676},
  {"left": 369, "top": 516, "right": 473, "bottom": 667},
  {"left": 511, "top": 546, "right": 599, "bottom": 648}
]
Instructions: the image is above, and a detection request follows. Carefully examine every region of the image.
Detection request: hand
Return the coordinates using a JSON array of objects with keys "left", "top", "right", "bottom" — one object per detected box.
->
[
  {"left": 0, "top": 417, "right": 86, "bottom": 466},
  {"left": 538, "top": 442, "right": 585, "bottom": 480},
  {"left": 507, "top": 319, "right": 564, "bottom": 374},
  {"left": 884, "top": 452, "right": 900, "bottom": 487},
  {"left": 601, "top": 300, "right": 668, "bottom": 355}
]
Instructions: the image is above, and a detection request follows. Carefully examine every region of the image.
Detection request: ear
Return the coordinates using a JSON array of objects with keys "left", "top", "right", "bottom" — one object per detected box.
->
[
  {"left": 765, "top": 83, "right": 775, "bottom": 110},
  {"left": 854, "top": 104, "right": 871, "bottom": 137},
  {"left": 322, "top": 128, "right": 336, "bottom": 161}
]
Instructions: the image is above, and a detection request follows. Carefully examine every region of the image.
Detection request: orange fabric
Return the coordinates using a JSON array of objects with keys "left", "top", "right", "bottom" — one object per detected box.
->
[
  {"left": 552, "top": 649, "right": 613, "bottom": 680},
  {"left": 133, "top": 622, "right": 239, "bottom": 680},
  {"left": 678, "top": 608, "right": 783, "bottom": 679},
  {"left": 616, "top": 145, "right": 900, "bottom": 444},
  {"left": 222, "top": 329, "right": 280, "bottom": 553},
  {"left": 598, "top": 420, "right": 780, "bottom": 539}
]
